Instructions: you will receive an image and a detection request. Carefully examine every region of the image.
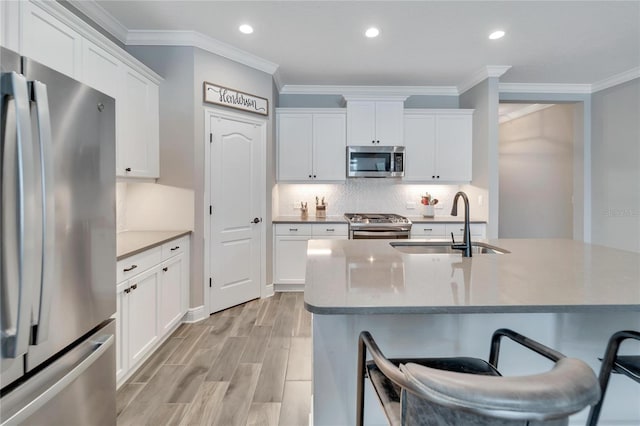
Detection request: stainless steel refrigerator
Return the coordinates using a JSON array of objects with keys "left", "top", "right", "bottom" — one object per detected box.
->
[{"left": 1, "top": 47, "right": 116, "bottom": 425}]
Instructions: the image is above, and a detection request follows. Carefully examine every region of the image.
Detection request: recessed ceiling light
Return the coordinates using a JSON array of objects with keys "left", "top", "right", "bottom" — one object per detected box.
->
[
  {"left": 489, "top": 30, "right": 505, "bottom": 40},
  {"left": 239, "top": 24, "right": 254, "bottom": 34},
  {"left": 365, "top": 27, "right": 380, "bottom": 38}
]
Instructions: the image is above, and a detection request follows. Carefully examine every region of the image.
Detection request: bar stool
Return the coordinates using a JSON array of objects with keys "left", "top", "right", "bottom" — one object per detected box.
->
[
  {"left": 587, "top": 330, "right": 640, "bottom": 426},
  {"left": 357, "top": 328, "right": 600, "bottom": 426}
]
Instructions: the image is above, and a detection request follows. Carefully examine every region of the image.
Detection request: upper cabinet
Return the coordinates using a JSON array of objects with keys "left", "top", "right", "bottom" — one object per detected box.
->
[
  {"left": 277, "top": 109, "right": 346, "bottom": 182},
  {"left": 5, "top": 0, "right": 161, "bottom": 179},
  {"left": 403, "top": 109, "right": 473, "bottom": 182},
  {"left": 345, "top": 98, "right": 406, "bottom": 146}
]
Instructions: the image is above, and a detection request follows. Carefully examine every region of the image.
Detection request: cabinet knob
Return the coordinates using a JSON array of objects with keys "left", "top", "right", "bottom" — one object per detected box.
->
[
  {"left": 163, "top": 267, "right": 168, "bottom": 272},
  {"left": 125, "top": 167, "right": 131, "bottom": 172},
  {"left": 437, "top": 175, "right": 440, "bottom": 179},
  {"left": 432, "top": 175, "right": 435, "bottom": 179},
  {"left": 372, "top": 140, "right": 375, "bottom": 144},
  {"left": 309, "top": 174, "right": 312, "bottom": 178},
  {"left": 123, "top": 264, "right": 138, "bottom": 272},
  {"left": 376, "top": 140, "right": 380, "bottom": 144},
  {"left": 313, "top": 175, "right": 316, "bottom": 178}
]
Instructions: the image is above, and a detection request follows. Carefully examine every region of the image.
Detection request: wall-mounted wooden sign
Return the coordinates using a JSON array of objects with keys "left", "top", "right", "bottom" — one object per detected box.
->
[{"left": 203, "top": 82, "right": 268, "bottom": 116}]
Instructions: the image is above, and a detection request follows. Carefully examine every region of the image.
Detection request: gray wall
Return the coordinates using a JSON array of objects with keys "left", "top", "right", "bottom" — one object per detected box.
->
[
  {"left": 591, "top": 78, "right": 640, "bottom": 252},
  {"left": 499, "top": 104, "right": 575, "bottom": 238}
]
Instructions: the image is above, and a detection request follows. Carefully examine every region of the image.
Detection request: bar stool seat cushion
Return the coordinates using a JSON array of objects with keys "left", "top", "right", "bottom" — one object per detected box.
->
[
  {"left": 401, "top": 357, "right": 600, "bottom": 420},
  {"left": 613, "top": 355, "right": 640, "bottom": 382}
]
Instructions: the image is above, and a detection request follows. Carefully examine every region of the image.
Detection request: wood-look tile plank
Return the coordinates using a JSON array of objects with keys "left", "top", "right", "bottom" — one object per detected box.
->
[
  {"left": 246, "top": 402, "right": 281, "bottom": 426},
  {"left": 240, "top": 326, "right": 272, "bottom": 363},
  {"left": 272, "top": 296, "right": 296, "bottom": 339},
  {"left": 285, "top": 337, "right": 312, "bottom": 381},
  {"left": 278, "top": 381, "right": 311, "bottom": 426},
  {"left": 133, "top": 364, "right": 185, "bottom": 404},
  {"left": 117, "top": 401, "right": 152, "bottom": 426},
  {"left": 168, "top": 348, "right": 219, "bottom": 403},
  {"left": 145, "top": 403, "right": 189, "bottom": 426},
  {"left": 178, "top": 382, "right": 228, "bottom": 426},
  {"left": 222, "top": 303, "right": 247, "bottom": 317},
  {"left": 255, "top": 297, "right": 275, "bottom": 326},
  {"left": 171, "top": 323, "right": 192, "bottom": 338},
  {"left": 292, "top": 298, "right": 312, "bottom": 338},
  {"left": 128, "top": 337, "right": 184, "bottom": 383},
  {"left": 213, "top": 363, "right": 261, "bottom": 426},
  {"left": 116, "top": 383, "right": 144, "bottom": 417},
  {"left": 166, "top": 325, "right": 209, "bottom": 365},
  {"left": 231, "top": 304, "right": 260, "bottom": 337},
  {"left": 252, "top": 347, "right": 289, "bottom": 403},
  {"left": 205, "top": 336, "right": 248, "bottom": 381}
]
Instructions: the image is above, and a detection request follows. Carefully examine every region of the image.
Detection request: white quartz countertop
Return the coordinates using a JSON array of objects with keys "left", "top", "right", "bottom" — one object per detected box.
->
[
  {"left": 304, "top": 239, "right": 640, "bottom": 314},
  {"left": 117, "top": 230, "right": 191, "bottom": 260},
  {"left": 272, "top": 215, "right": 348, "bottom": 224}
]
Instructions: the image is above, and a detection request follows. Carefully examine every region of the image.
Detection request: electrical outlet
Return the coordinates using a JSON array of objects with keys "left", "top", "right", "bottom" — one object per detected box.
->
[{"left": 406, "top": 201, "right": 417, "bottom": 209}]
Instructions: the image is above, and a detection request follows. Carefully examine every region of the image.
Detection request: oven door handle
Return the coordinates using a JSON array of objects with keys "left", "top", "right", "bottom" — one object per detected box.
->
[{"left": 352, "top": 230, "right": 409, "bottom": 237}]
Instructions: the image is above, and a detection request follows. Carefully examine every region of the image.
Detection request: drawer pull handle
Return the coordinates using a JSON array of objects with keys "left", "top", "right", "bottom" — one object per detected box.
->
[
  {"left": 123, "top": 264, "right": 138, "bottom": 272},
  {"left": 130, "top": 284, "right": 138, "bottom": 290},
  {"left": 289, "top": 228, "right": 298, "bottom": 231},
  {"left": 124, "top": 288, "right": 131, "bottom": 294},
  {"left": 163, "top": 267, "right": 168, "bottom": 272},
  {"left": 424, "top": 228, "right": 432, "bottom": 231},
  {"left": 170, "top": 246, "right": 180, "bottom": 251},
  {"left": 326, "top": 228, "right": 334, "bottom": 232}
]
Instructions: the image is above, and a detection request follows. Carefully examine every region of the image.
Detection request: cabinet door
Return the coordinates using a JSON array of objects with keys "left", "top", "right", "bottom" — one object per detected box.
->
[
  {"left": 277, "top": 113, "right": 313, "bottom": 181},
  {"left": 403, "top": 114, "right": 437, "bottom": 181},
  {"left": 117, "top": 65, "right": 160, "bottom": 178},
  {"left": 127, "top": 266, "right": 159, "bottom": 368},
  {"left": 435, "top": 115, "right": 472, "bottom": 181},
  {"left": 347, "top": 101, "right": 376, "bottom": 145},
  {"left": 313, "top": 113, "right": 346, "bottom": 181},
  {"left": 81, "top": 39, "right": 120, "bottom": 98},
  {"left": 274, "top": 236, "right": 310, "bottom": 284},
  {"left": 374, "top": 102, "right": 404, "bottom": 146},
  {"left": 115, "top": 282, "right": 129, "bottom": 384},
  {"left": 21, "top": 1, "right": 82, "bottom": 79},
  {"left": 159, "top": 254, "right": 184, "bottom": 335}
]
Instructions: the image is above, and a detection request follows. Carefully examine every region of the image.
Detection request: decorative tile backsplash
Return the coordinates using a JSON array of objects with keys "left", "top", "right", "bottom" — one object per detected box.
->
[{"left": 274, "top": 180, "right": 463, "bottom": 217}]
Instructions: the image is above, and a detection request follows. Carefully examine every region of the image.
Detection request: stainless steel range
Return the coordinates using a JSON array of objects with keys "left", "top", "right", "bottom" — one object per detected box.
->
[{"left": 344, "top": 213, "right": 412, "bottom": 239}]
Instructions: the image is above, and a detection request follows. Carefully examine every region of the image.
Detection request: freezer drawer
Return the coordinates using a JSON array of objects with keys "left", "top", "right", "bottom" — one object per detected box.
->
[{"left": 1, "top": 320, "right": 116, "bottom": 426}]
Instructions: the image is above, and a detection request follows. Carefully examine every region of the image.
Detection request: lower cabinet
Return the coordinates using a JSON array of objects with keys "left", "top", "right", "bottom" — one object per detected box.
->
[
  {"left": 115, "top": 235, "right": 190, "bottom": 386},
  {"left": 410, "top": 223, "right": 486, "bottom": 240},
  {"left": 273, "top": 223, "right": 348, "bottom": 289}
]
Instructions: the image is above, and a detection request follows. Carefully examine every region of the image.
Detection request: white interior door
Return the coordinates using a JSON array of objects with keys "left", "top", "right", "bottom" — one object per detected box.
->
[{"left": 208, "top": 112, "right": 263, "bottom": 313}]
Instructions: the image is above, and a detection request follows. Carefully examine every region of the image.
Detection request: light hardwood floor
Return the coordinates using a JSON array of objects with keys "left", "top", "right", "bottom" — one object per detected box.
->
[{"left": 116, "top": 292, "right": 312, "bottom": 426}]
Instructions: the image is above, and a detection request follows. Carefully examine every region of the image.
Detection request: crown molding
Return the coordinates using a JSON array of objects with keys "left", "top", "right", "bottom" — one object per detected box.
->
[
  {"left": 457, "top": 65, "right": 512, "bottom": 94},
  {"left": 591, "top": 67, "right": 640, "bottom": 93},
  {"left": 272, "top": 69, "right": 284, "bottom": 92},
  {"left": 499, "top": 103, "right": 555, "bottom": 124},
  {"left": 279, "top": 85, "right": 458, "bottom": 96},
  {"left": 126, "top": 30, "right": 279, "bottom": 75},
  {"left": 499, "top": 83, "right": 592, "bottom": 94},
  {"left": 67, "top": 0, "right": 128, "bottom": 43}
]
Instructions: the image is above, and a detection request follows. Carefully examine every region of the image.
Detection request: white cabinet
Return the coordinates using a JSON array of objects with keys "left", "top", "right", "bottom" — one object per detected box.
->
[
  {"left": 116, "top": 234, "right": 190, "bottom": 386},
  {"left": 273, "top": 223, "right": 348, "bottom": 288},
  {"left": 117, "top": 65, "right": 160, "bottom": 178},
  {"left": 20, "top": 0, "right": 82, "bottom": 79},
  {"left": 81, "top": 39, "right": 120, "bottom": 98},
  {"left": 410, "top": 222, "right": 486, "bottom": 240},
  {"left": 410, "top": 223, "right": 447, "bottom": 239},
  {"left": 277, "top": 109, "right": 346, "bottom": 182},
  {"left": 346, "top": 99, "right": 405, "bottom": 146},
  {"left": 403, "top": 110, "right": 473, "bottom": 182}
]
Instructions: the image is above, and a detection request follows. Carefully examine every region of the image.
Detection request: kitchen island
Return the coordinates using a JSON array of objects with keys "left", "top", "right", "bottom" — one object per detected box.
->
[{"left": 304, "top": 239, "right": 640, "bottom": 425}]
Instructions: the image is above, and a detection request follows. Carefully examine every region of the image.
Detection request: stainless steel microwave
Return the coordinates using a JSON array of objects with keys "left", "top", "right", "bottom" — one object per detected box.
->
[{"left": 347, "top": 146, "right": 405, "bottom": 178}]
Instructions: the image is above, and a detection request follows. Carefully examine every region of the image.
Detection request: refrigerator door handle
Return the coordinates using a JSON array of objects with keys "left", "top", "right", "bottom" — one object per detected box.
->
[
  {"left": 29, "top": 80, "right": 55, "bottom": 345},
  {"left": 1, "top": 71, "right": 35, "bottom": 359},
  {"left": 1, "top": 333, "right": 114, "bottom": 425}
]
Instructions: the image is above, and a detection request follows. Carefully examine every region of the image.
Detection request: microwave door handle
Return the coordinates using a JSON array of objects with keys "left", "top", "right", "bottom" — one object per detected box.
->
[
  {"left": 30, "top": 80, "right": 54, "bottom": 344},
  {"left": 1, "top": 71, "right": 36, "bottom": 358}
]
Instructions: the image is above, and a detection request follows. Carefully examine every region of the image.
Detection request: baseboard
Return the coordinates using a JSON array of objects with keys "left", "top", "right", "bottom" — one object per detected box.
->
[
  {"left": 274, "top": 283, "right": 305, "bottom": 292},
  {"left": 263, "top": 283, "right": 275, "bottom": 298},
  {"left": 182, "top": 305, "right": 207, "bottom": 323}
]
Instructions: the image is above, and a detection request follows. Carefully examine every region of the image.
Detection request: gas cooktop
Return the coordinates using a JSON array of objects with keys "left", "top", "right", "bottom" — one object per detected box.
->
[{"left": 344, "top": 213, "right": 412, "bottom": 226}]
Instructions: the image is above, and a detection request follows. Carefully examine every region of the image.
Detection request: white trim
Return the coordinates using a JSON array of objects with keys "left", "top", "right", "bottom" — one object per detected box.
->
[
  {"left": 403, "top": 108, "right": 474, "bottom": 116},
  {"left": 204, "top": 107, "right": 268, "bottom": 316},
  {"left": 67, "top": 0, "right": 128, "bottom": 43},
  {"left": 498, "top": 103, "right": 556, "bottom": 123},
  {"left": 273, "top": 69, "right": 284, "bottom": 92},
  {"left": 458, "top": 65, "right": 512, "bottom": 94},
  {"left": 274, "top": 283, "right": 305, "bottom": 292},
  {"left": 499, "top": 83, "right": 592, "bottom": 94},
  {"left": 127, "top": 30, "right": 279, "bottom": 75},
  {"left": 591, "top": 67, "right": 640, "bottom": 93},
  {"left": 263, "top": 284, "right": 275, "bottom": 298},
  {"left": 280, "top": 85, "right": 458, "bottom": 96},
  {"left": 276, "top": 107, "right": 346, "bottom": 114},
  {"left": 182, "top": 305, "right": 207, "bottom": 323},
  {"left": 342, "top": 94, "right": 410, "bottom": 102}
]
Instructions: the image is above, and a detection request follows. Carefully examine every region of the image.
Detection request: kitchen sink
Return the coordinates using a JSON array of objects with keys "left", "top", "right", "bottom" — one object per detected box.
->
[{"left": 390, "top": 241, "right": 510, "bottom": 255}]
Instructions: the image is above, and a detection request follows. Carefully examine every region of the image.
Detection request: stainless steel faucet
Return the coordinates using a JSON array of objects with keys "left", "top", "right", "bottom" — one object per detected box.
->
[{"left": 450, "top": 191, "right": 472, "bottom": 257}]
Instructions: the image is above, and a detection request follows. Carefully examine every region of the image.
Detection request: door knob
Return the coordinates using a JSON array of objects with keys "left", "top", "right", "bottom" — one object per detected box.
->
[{"left": 251, "top": 217, "right": 262, "bottom": 224}]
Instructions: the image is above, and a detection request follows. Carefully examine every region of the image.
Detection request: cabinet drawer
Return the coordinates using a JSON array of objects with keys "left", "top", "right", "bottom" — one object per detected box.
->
[
  {"left": 411, "top": 223, "right": 447, "bottom": 238},
  {"left": 275, "top": 224, "right": 312, "bottom": 236},
  {"left": 445, "top": 223, "right": 485, "bottom": 237},
  {"left": 117, "top": 247, "right": 161, "bottom": 283},
  {"left": 161, "top": 236, "right": 188, "bottom": 260},
  {"left": 312, "top": 224, "right": 348, "bottom": 237}
]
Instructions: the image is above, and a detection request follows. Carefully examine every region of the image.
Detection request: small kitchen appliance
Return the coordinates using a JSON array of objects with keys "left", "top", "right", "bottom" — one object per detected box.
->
[
  {"left": 344, "top": 213, "right": 412, "bottom": 239},
  {"left": 347, "top": 146, "right": 405, "bottom": 178}
]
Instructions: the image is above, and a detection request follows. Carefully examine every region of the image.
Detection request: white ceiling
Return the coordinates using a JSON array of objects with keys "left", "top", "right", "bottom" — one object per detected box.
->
[{"left": 84, "top": 1, "right": 639, "bottom": 89}]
